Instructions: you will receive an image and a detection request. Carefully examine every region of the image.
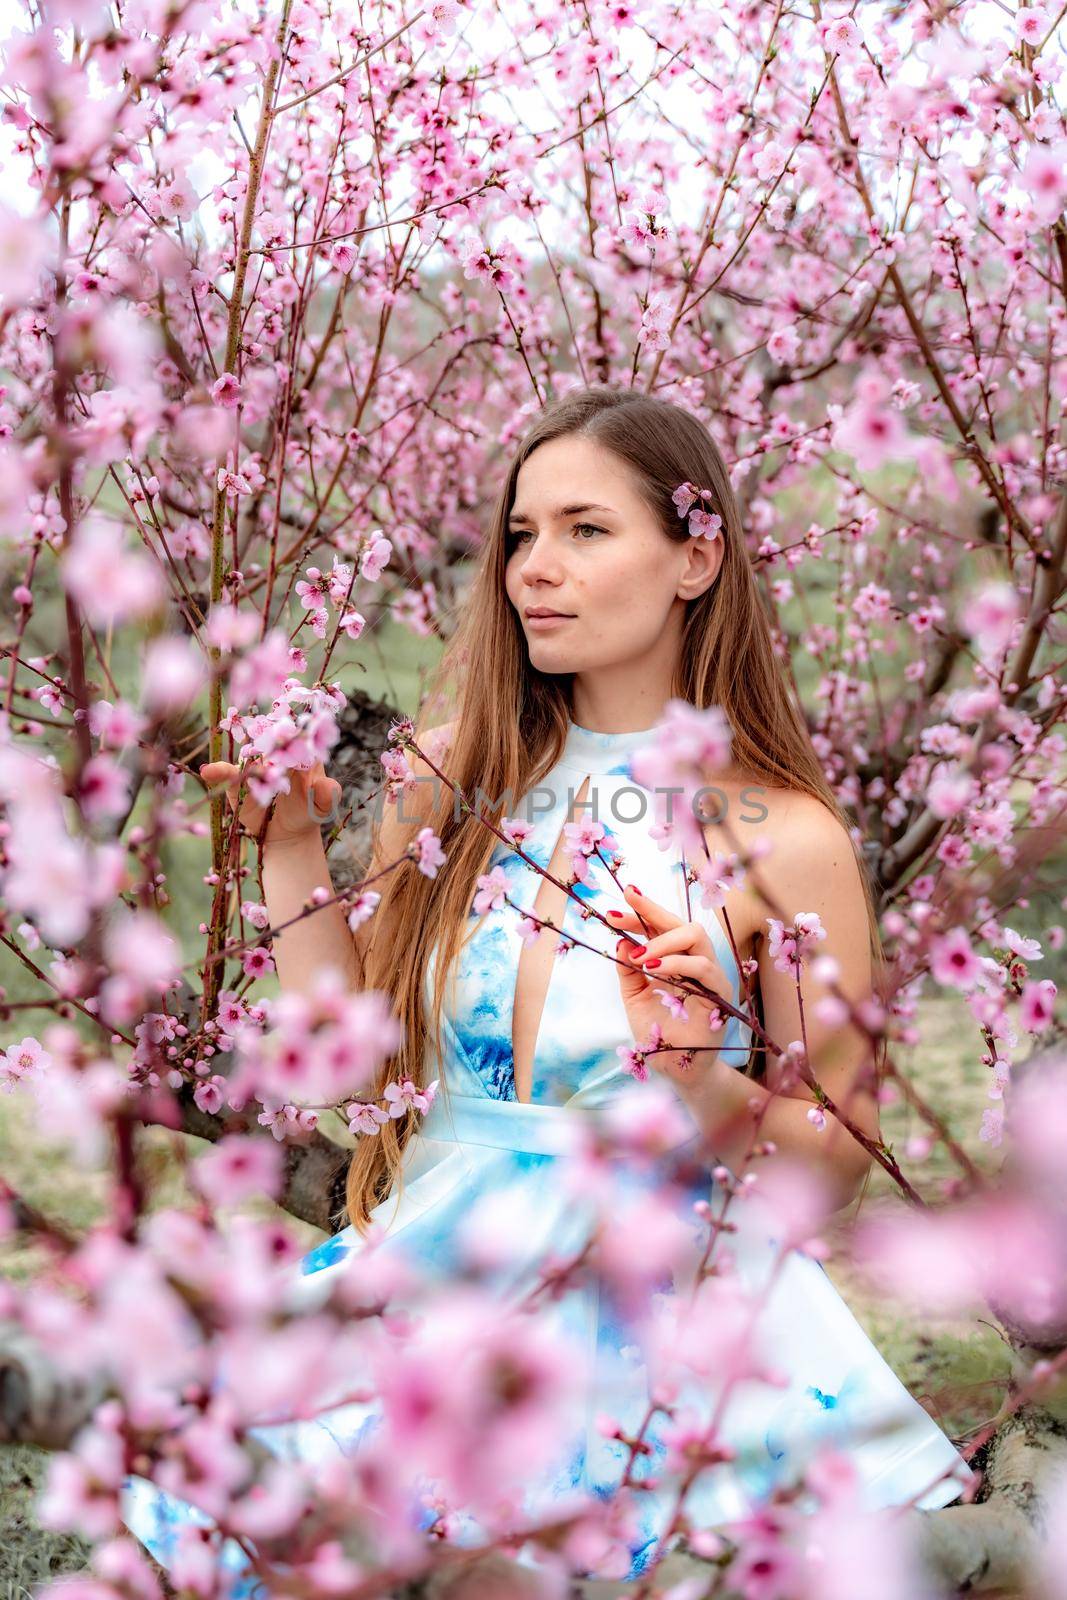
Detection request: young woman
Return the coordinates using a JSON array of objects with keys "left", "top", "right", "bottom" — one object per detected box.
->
[{"left": 123, "top": 387, "right": 975, "bottom": 1586}]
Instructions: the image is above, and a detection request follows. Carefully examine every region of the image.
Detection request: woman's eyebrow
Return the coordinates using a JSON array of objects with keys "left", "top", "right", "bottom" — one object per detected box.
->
[{"left": 507, "top": 502, "right": 617, "bottom": 525}]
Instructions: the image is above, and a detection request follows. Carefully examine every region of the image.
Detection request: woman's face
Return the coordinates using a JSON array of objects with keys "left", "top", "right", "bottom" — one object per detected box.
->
[{"left": 503, "top": 434, "right": 721, "bottom": 682}]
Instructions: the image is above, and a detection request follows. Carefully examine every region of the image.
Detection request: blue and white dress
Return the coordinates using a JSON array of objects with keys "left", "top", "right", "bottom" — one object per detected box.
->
[{"left": 121, "top": 719, "right": 976, "bottom": 1586}]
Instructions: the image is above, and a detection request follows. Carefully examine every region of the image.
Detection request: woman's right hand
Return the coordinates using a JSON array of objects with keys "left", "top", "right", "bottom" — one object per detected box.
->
[{"left": 200, "top": 759, "right": 343, "bottom": 851}]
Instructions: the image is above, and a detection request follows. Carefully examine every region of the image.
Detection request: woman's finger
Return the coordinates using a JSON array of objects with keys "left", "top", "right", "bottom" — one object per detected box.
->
[
  {"left": 632, "top": 924, "right": 715, "bottom": 963},
  {"left": 201, "top": 764, "right": 246, "bottom": 811},
  {"left": 309, "top": 773, "right": 341, "bottom": 816},
  {"left": 623, "top": 884, "right": 684, "bottom": 932},
  {"left": 200, "top": 761, "right": 239, "bottom": 788},
  {"left": 639, "top": 952, "right": 727, "bottom": 995},
  {"left": 605, "top": 906, "right": 641, "bottom": 929},
  {"left": 614, "top": 938, "right": 652, "bottom": 1002}
]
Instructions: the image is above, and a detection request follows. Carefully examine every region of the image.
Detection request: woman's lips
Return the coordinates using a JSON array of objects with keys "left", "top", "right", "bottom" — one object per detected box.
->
[{"left": 525, "top": 612, "right": 574, "bottom": 630}]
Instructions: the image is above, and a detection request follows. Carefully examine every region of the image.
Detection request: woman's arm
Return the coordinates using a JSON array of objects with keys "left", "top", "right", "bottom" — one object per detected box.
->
[
  {"left": 260, "top": 829, "right": 363, "bottom": 998},
  {"left": 258, "top": 721, "right": 456, "bottom": 999},
  {"left": 684, "top": 795, "right": 883, "bottom": 1211}
]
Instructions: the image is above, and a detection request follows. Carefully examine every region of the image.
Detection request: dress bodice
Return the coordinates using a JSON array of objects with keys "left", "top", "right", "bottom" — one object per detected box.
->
[{"left": 422, "top": 717, "right": 754, "bottom": 1112}]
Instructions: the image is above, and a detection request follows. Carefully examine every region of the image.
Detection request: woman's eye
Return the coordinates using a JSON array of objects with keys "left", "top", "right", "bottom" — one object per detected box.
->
[{"left": 507, "top": 523, "right": 605, "bottom": 546}]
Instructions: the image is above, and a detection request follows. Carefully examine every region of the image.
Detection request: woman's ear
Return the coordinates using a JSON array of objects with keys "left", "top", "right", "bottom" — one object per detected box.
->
[{"left": 676, "top": 533, "right": 724, "bottom": 601}]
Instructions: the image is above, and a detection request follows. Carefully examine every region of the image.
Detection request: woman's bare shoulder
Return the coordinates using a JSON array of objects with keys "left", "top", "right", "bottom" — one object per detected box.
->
[
  {"left": 701, "top": 775, "right": 859, "bottom": 945},
  {"left": 744, "top": 785, "right": 864, "bottom": 909}
]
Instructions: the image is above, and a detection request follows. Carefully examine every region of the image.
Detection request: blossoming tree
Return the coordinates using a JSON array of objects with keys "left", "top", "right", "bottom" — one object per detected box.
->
[{"left": 0, "top": 0, "right": 1065, "bottom": 1595}]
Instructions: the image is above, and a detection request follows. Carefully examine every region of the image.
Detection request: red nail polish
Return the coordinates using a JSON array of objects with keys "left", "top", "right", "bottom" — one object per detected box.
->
[
  {"left": 628, "top": 943, "right": 647, "bottom": 957},
  {"left": 644, "top": 957, "right": 661, "bottom": 968},
  {"left": 607, "top": 910, "right": 623, "bottom": 918}
]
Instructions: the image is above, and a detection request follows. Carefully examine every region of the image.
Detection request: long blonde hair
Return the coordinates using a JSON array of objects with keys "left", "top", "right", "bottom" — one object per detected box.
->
[{"left": 346, "top": 385, "right": 886, "bottom": 1232}]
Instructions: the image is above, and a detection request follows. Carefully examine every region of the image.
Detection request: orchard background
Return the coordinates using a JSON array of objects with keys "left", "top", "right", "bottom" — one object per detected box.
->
[{"left": 0, "top": 0, "right": 1065, "bottom": 1595}]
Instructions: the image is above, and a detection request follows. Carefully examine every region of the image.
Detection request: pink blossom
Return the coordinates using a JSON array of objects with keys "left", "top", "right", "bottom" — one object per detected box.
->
[
  {"left": 194, "top": 1135, "right": 285, "bottom": 1206},
  {"left": 414, "top": 825, "right": 447, "bottom": 879},
  {"left": 980, "top": 1105, "right": 1004, "bottom": 1147},
  {"left": 296, "top": 566, "right": 329, "bottom": 610},
  {"left": 767, "top": 323, "right": 799, "bottom": 363},
  {"left": 382, "top": 1076, "right": 438, "bottom": 1118},
  {"left": 831, "top": 374, "right": 915, "bottom": 472},
  {"left": 193, "top": 1075, "right": 227, "bottom": 1115},
  {"left": 346, "top": 889, "right": 381, "bottom": 932},
  {"left": 372, "top": 1284, "right": 583, "bottom": 1513},
  {"left": 206, "top": 604, "right": 260, "bottom": 651},
  {"left": 2, "top": 807, "right": 116, "bottom": 948},
  {"left": 1002, "top": 926, "right": 1042, "bottom": 961},
  {"left": 638, "top": 289, "right": 672, "bottom": 350},
  {"left": 211, "top": 995, "right": 246, "bottom": 1043},
  {"left": 459, "top": 234, "right": 523, "bottom": 292},
  {"left": 766, "top": 912, "right": 827, "bottom": 974},
  {"left": 424, "top": 0, "right": 463, "bottom": 38},
  {"left": 258, "top": 1101, "right": 319, "bottom": 1141},
  {"left": 216, "top": 467, "right": 253, "bottom": 495},
  {"left": 61, "top": 515, "right": 165, "bottom": 626},
  {"left": 329, "top": 241, "right": 356, "bottom": 274},
  {"left": 563, "top": 815, "right": 606, "bottom": 867},
  {"left": 360, "top": 532, "right": 392, "bottom": 580},
  {"left": 140, "top": 635, "right": 208, "bottom": 714},
  {"left": 648, "top": 1272, "right": 783, "bottom": 1392},
  {"left": 500, "top": 815, "right": 534, "bottom": 848},
  {"left": 629, "top": 699, "right": 733, "bottom": 856},
  {"left": 1022, "top": 137, "right": 1067, "bottom": 225},
  {"left": 798, "top": 1471, "right": 939, "bottom": 1600},
  {"left": 230, "top": 983, "right": 401, "bottom": 1107},
  {"left": 88, "top": 697, "right": 147, "bottom": 748},
  {"left": 228, "top": 630, "right": 293, "bottom": 709},
  {"left": 0, "top": 205, "right": 50, "bottom": 305},
  {"left": 173, "top": 401, "right": 235, "bottom": 460},
  {"left": 1020, "top": 977, "right": 1057, "bottom": 1033},
  {"left": 210, "top": 371, "right": 242, "bottom": 409},
  {"left": 687, "top": 507, "right": 722, "bottom": 541},
  {"left": 37, "top": 1414, "right": 125, "bottom": 1540},
  {"left": 473, "top": 863, "right": 509, "bottom": 914},
  {"left": 852, "top": 582, "right": 892, "bottom": 623},
  {"left": 930, "top": 927, "right": 982, "bottom": 989},
  {"left": 1008, "top": 1056, "right": 1067, "bottom": 1187},
  {"left": 616, "top": 1042, "right": 649, "bottom": 1081},
  {"left": 77, "top": 753, "right": 131, "bottom": 822},
  {"left": 346, "top": 1098, "right": 390, "bottom": 1135},
  {"left": 597, "top": 1189, "right": 696, "bottom": 1313},
  {"left": 1015, "top": 4, "right": 1050, "bottom": 45},
  {"left": 241, "top": 945, "right": 275, "bottom": 979},
  {"left": 925, "top": 760, "right": 978, "bottom": 819},
  {"left": 103, "top": 907, "right": 180, "bottom": 1001},
  {"left": 960, "top": 580, "right": 1020, "bottom": 660},
  {"left": 0, "top": 1035, "right": 50, "bottom": 1093},
  {"left": 654, "top": 986, "right": 690, "bottom": 1021},
  {"left": 227, "top": 1456, "right": 310, "bottom": 1540},
  {"left": 153, "top": 1408, "right": 252, "bottom": 1523},
  {"left": 241, "top": 899, "right": 270, "bottom": 930}
]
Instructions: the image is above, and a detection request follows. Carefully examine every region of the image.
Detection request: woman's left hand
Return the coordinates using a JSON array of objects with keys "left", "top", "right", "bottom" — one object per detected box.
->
[{"left": 610, "top": 884, "right": 731, "bottom": 1089}]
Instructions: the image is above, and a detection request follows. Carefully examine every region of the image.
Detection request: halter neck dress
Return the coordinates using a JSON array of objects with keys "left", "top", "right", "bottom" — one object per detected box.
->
[{"left": 121, "top": 718, "right": 976, "bottom": 1588}]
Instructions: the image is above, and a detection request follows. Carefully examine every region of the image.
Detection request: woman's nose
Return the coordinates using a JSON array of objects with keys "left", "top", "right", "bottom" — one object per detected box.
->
[{"left": 519, "top": 535, "right": 565, "bottom": 581}]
